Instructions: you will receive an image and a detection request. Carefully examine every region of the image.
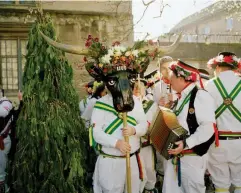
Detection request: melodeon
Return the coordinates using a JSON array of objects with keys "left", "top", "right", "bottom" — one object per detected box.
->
[{"left": 147, "top": 107, "right": 187, "bottom": 160}]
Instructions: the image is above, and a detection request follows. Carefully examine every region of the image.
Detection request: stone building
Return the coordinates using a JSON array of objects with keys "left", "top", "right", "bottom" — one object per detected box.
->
[
  {"left": 158, "top": 1, "right": 241, "bottom": 69},
  {"left": 0, "top": 0, "right": 133, "bottom": 100}
]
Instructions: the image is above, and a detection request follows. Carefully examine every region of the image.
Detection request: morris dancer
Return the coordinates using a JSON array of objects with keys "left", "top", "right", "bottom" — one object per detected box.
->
[
  {"left": 206, "top": 52, "right": 241, "bottom": 193},
  {"left": 162, "top": 60, "right": 216, "bottom": 193},
  {"left": 153, "top": 56, "right": 174, "bottom": 105},
  {"left": 133, "top": 80, "right": 159, "bottom": 193},
  {"left": 0, "top": 89, "right": 13, "bottom": 193},
  {"left": 81, "top": 80, "right": 107, "bottom": 126}
]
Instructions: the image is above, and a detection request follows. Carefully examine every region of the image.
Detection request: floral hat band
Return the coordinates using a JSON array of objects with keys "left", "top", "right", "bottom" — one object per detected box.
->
[
  {"left": 169, "top": 60, "right": 204, "bottom": 88},
  {"left": 83, "top": 35, "right": 158, "bottom": 78},
  {"left": 207, "top": 52, "right": 241, "bottom": 69}
]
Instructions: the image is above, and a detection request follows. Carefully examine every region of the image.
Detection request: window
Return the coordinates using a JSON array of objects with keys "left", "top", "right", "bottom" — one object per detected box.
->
[
  {"left": 0, "top": 38, "right": 27, "bottom": 91},
  {"left": 0, "top": 0, "right": 35, "bottom": 5},
  {"left": 226, "top": 18, "right": 233, "bottom": 31},
  {"left": 204, "top": 26, "right": 210, "bottom": 35}
]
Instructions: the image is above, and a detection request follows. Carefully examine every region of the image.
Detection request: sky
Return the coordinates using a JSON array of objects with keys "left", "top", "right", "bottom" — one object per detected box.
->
[{"left": 132, "top": 0, "right": 216, "bottom": 40}]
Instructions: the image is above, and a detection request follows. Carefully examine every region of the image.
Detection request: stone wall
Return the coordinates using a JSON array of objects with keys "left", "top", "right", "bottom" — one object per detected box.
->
[{"left": 0, "top": 1, "right": 134, "bottom": 99}]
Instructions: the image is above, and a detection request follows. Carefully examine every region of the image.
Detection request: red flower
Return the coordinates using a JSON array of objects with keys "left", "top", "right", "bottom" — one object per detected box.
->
[
  {"left": 112, "top": 41, "right": 120, "bottom": 46},
  {"left": 191, "top": 73, "right": 197, "bottom": 81},
  {"left": 88, "top": 35, "right": 92, "bottom": 40},
  {"left": 223, "top": 56, "right": 233, "bottom": 64},
  {"left": 170, "top": 64, "right": 176, "bottom": 71},
  {"left": 83, "top": 56, "right": 87, "bottom": 62},
  {"left": 85, "top": 41, "right": 91, "bottom": 47},
  {"left": 238, "top": 61, "right": 241, "bottom": 69},
  {"left": 94, "top": 38, "right": 99, "bottom": 42},
  {"left": 103, "top": 68, "right": 108, "bottom": 73}
]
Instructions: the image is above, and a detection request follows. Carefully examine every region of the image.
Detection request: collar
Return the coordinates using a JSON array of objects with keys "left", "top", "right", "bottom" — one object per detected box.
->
[
  {"left": 161, "top": 77, "right": 170, "bottom": 84},
  {"left": 218, "top": 70, "right": 235, "bottom": 79},
  {"left": 179, "top": 83, "right": 196, "bottom": 99}
]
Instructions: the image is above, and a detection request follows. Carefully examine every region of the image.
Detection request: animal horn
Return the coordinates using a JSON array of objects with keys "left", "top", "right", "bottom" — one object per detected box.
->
[
  {"left": 157, "top": 32, "right": 182, "bottom": 54},
  {"left": 39, "top": 31, "right": 89, "bottom": 55},
  {"left": 143, "top": 32, "right": 182, "bottom": 54}
]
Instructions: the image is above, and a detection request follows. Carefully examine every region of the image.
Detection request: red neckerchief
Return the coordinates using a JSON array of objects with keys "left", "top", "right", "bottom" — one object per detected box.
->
[
  {"left": 176, "top": 82, "right": 192, "bottom": 99},
  {"left": 161, "top": 77, "right": 170, "bottom": 84}
]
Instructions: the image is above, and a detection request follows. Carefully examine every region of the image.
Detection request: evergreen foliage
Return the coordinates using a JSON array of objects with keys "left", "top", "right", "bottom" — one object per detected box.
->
[{"left": 11, "top": 14, "right": 88, "bottom": 193}]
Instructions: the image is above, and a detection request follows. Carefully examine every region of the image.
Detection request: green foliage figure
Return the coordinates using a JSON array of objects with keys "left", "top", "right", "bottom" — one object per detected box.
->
[{"left": 11, "top": 14, "right": 88, "bottom": 193}]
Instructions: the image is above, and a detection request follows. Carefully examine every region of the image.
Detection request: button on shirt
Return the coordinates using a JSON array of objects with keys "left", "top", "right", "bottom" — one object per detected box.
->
[{"left": 174, "top": 83, "right": 216, "bottom": 149}]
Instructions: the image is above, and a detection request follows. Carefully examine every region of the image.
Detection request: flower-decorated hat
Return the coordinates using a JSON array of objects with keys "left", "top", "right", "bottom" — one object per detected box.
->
[
  {"left": 83, "top": 35, "right": 158, "bottom": 78},
  {"left": 207, "top": 52, "right": 241, "bottom": 70},
  {"left": 40, "top": 31, "right": 182, "bottom": 79},
  {"left": 169, "top": 60, "right": 204, "bottom": 87},
  {"left": 198, "top": 68, "right": 210, "bottom": 80}
]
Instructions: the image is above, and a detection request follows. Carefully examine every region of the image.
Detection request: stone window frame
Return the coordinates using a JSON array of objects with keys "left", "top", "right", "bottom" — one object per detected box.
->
[
  {"left": 0, "top": 24, "right": 29, "bottom": 95},
  {"left": 0, "top": 0, "right": 35, "bottom": 5}
]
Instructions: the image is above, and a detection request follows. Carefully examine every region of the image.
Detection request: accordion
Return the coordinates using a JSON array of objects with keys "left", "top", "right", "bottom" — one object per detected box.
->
[{"left": 147, "top": 107, "right": 187, "bottom": 160}]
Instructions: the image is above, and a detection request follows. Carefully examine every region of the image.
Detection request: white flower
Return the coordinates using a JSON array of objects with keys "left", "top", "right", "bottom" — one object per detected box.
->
[
  {"left": 132, "top": 50, "right": 139, "bottom": 57},
  {"left": 114, "top": 51, "right": 122, "bottom": 57},
  {"left": 125, "top": 51, "right": 131, "bottom": 57},
  {"left": 233, "top": 56, "right": 238, "bottom": 62},
  {"left": 112, "top": 45, "right": 126, "bottom": 53},
  {"left": 216, "top": 55, "right": 224, "bottom": 62},
  {"left": 101, "top": 54, "right": 111, "bottom": 64},
  {"left": 179, "top": 71, "right": 185, "bottom": 76},
  {"left": 108, "top": 49, "right": 114, "bottom": 56},
  {"left": 119, "top": 46, "right": 126, "bottom": 52}
]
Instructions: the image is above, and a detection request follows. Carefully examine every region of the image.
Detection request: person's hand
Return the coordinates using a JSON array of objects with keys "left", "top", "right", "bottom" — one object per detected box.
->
[
  {"left": 115, "top": 140, "right": 131, "bottom": 154},
  {"left": 168, "top": 93, "right": 173, "bottom": 102},
  {"left": 159, "top": 96, "right": 166, "bottom": 106},
  {"left": 18, "top": 90, "right": 23, "bottom": 101},
  {"left": 122, "top": 125, "right": 136, "bottom": 136},
  {"left": 168, "top": 140, "right": 184, "bottom": 155}
]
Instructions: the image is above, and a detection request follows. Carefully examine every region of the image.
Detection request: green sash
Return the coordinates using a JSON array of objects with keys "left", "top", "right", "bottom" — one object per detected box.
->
[
  {"left": 214, "top": 78, "right": 241, "bottom": 122},
  {"left": 174, "top": 92, "right": 192, "bottom": 116},
  {"left": 143, "top": 100, "right": 154, "bottom": 114},
  {"left": 89, "top": 101, "right": 137, "bottom": 148}
]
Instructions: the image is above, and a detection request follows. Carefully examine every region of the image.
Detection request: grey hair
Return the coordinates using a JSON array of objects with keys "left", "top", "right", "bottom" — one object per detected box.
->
[{"left": 159, "top": 56, "right": 173, "bottom": 66}]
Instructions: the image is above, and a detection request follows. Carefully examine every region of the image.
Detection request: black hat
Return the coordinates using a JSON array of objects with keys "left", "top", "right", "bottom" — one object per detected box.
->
[
  {"left": 86, "top": 80, "right": 94, "bottom": 88},
  {"left": 218, "top": 52, "right": 236, "bottom": 57},
  {"left": 198, "top": 68, "right": 210, "bottom": 80}
]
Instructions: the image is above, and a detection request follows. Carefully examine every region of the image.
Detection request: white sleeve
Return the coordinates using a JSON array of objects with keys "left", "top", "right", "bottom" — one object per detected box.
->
[
  {"left": 91, "top": 108, "right": 118, "bottom": 148},
  {"left": 0, "top": 100, "right": 13, "bottom": 118},
  {"left": 133, "top": 98, "right": 148, "bottom": 137},
  {"left": 81, "top": 99, "right": 96, "bottom": 121},
  {"left": 153, "top": 82, "right": 161, "bottom": 104},
  {"left": 79, "top": 100, "right": 85, "bottom": 115},
  {"left": 186, "top": 90, "right": 216, "bottom": 149}
]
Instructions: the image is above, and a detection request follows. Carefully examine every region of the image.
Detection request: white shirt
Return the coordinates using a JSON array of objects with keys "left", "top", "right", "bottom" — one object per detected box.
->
[
  {"left": 79, "top": 95, "right": 91, "bottom": 116},
  {"left": 91, "top": 94, "right": 148, "bottom": 156},
  {"left": 153, "top": 80, "right": 178, "bottom": 105},
  {"left": 0, "top": 97, "right": 13, "bottom": 118},
  {"left": 205, "top": 71, "right": 241, "bottom": 132},
  {"left": 81, "top": 97, "right": 97, "bottom": 125},
  {"left": 174, "top": 83, "right": 216, "bottom": 149},
  {"left": 153, "top": 80, "right": 169, "bottom": 104}
]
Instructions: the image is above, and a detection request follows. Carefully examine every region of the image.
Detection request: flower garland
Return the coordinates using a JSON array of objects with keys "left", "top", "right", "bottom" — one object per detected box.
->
[
  {"left": 207, "top": 54, "right": 241, "bottom": 69},
  {"left": 83, "top": 35, "right": 157, "bottom": 77},
  {"left": 170, "top": 62, "right": 198, "bottom": 82}
]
